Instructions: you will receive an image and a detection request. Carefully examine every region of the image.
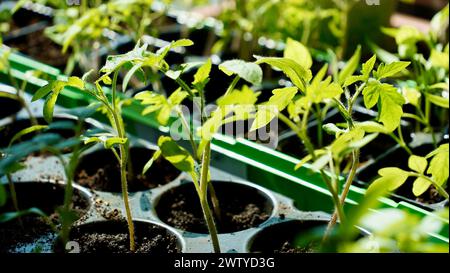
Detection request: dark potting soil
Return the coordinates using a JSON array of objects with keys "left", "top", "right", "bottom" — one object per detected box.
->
[
  {"left": 249, "top": 220, "right": 325, "bottom": 253},
  {"left": 74, "top": 147, "right": 181, "bottom": 192},
  {"left": 0, "top": 182, "right": 91, "bottom": 253},
  {"left": 65, "top": 221, "right": 181, "bottom": 253},
  {"left": 156, "top": 181, "right": 273, "bottom": 233},
  {"left": 0, "top": 96, "right": 22, "bottom": 119},
  {"left": 0, "top": 215, "right": 56, "bottom": 253},
  {"left": 4, "top": 29, "right": 69, "bottom": 69}
]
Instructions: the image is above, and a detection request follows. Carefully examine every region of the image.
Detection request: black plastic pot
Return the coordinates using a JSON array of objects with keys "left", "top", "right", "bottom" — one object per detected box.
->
[
  {"left": 154, "top": 180, "right": 274, "bottom": 234},
  {"left": 58, "top": 219, "right": 184, "bottom": 253},
  {"left": 247, "top": 219, "right": 329, "bottom": 253},
  {"left": 0, "top": 181, "right": 92, "bottom": 253},
  {"left": 74, "top": 146, "right": 182, "bottom": 193}
]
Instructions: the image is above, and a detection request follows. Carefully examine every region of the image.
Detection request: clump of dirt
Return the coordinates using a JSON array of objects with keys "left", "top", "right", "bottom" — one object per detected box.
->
[
  {"left": 156, "top": 182, "right": 272, "bottom": 233},
  {"left": 275, "top": 241, "right": 317, "bottom": 253}
]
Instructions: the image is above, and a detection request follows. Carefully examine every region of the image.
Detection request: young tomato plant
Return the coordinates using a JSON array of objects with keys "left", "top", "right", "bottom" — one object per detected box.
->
[
  {"left": 117, "top": 39, "right": 263, "bottom": 252},
  {"left": 250, "top": 38, "right": 411, "bottom": 238},
  {"left": 32, "top": 70, "right": 137, "bottom": 251},
  {"left": 43, "top": 0, "right": 171, "bottom": 75},
  {"left": 369, "top": 143, "right": 449, "bottom": 201}
]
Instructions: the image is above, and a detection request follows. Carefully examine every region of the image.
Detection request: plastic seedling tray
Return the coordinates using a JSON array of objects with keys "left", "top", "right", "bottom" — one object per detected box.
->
[{"left": 1, "top": 48, "right": 448, "bottom": 248}]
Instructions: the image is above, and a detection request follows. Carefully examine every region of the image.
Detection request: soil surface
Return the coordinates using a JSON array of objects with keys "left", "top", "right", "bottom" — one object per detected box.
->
[
  {"left": 75, "top": 147, "right": 181, "bottom": 192},
  {"left": 4, "top": 29, "right": 69, "bottom": 69},
  {"left": 0, "top": 182, "right": 91, "bottom": 253},
  {"left": 156, "top": 182, "right": 272, "bottom": 233},
  {"left": 65, "top": 221, "right": 181, "bottom": 253}
]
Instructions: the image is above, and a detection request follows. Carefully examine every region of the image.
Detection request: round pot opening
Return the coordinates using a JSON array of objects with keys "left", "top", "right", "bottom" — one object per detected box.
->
[
  {"left": 57, "top": 220, "right": 183, "bottom": 253},
  {"left": 0, "top": 117, "right": 90, "bottom": 152},
  {"left": 74, "top": 147, "right": 181, "bottom": 193},
  {"left": 0, "top": 94, "right": 22, "bottom": 119},
  {"left": 247, "top": 219, "right": 330, "bottom": 253},
  {"left": 0, "top": 181, "right": 92, "bottom": 253},
  {"left": 155, "top": 180, "right": 274, "bottom": 234}
]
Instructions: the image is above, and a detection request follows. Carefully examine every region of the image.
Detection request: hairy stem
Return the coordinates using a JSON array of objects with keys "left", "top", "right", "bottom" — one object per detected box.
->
[{"left": 199, "top": 141, "right": 220, "bottom": 253}]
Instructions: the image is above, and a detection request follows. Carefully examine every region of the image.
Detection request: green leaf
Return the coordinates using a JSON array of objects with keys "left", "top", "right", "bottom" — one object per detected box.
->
[
  {"left": 362, "top": 81, "right": 405, "bottom": 132},
  {"left": 167, "top": 89, "right": 189, "bottom": 106},
  {"left": 0, "top": 207, "right": 47, "bottom": 223},
  {"left": 193, "top": 58, "right": 212, "bottom": 85},
  {"left": 251, "top": 87, "right": 298, "bottom": 131},
  {"left": 198, "top": 107, "right": 232, "bottom": 140},
  {"left": 412, "top": 177, "right": 431, "bottom": 197},
  {"left": 426, "top": 93, "right": 449, "bottom": 109},
  {"left": 344, "top": 75, "right": 365, "bottom": 87},
  {"left": 67, "top": 76, "right": 85, "bottom": 89},
  {"left": 374, "top": 61, "right": 410, "bottom": 80},
  {"left": 403, "top": 87, "right": 421, "bottom": 106},
  {"left": 32, "top": 83, "right": 54, "bottom": 102},
  {"left": 355, "top": 121, "right": 388, "bottom": 134},
  {"left": 104, "top": 137, "right": 128, "bottom": 149},
  {"left": 157, "top": 136, "right": 197, "bottom": 182},
  {"left": 156, "top": 39, "right": 193, "bottom": 60},
  {"left": 323, "top": 123, "right": 346, "bottom": 136},
  {"left": 219, "top": 60, "right": 263, "bottom": 85},
  {"left": 217, "top": 85, "right": 260, "bottom": 106},
  {"left": 136, "top": 89, "right": 187, "bottom": 126},
  {"left": 369, "top": 167, "right": 410, "bottom": 191},
  {"left": 101, "top": 42, "right": 147, "bottom": 74},
  {"left": 43, "top": 89, "right": 61, "bottom": 123},
  {"left": 255, "top": 56, "right": 312, "bottom": 92},
  {"left": 8, "top": 125, "right": 48, "bottom": 148},
  {"left": 338, "top": 46, "right": 361, "bottom": 85},
  {"left": 294, "top": 149, "right": 327, "bottom": 170},
  {"left": 171, "top": 39, "right": 194, "bottom": 48},
  {"left": 426, "top": 144, "right": 449, "bottom": 186},
  {"left": 408, "top": 155, "right": 427, "bottom": 174},
  {"left": 361, "top": 54, "right": 377, "bottom": 79},
  {"left": 284, "top": 38, "right": 312, "bottom": 69},
  {"left": 123, "top": 63, "right": 144, "bottom": 92},
  {"left": 142, "top": 149, "right": 161, "bottom": 175}
]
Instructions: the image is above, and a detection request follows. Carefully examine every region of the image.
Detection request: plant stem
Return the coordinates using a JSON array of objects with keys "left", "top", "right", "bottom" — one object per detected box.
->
[
  {"left": 314, "top": 104, "right": 323, "bottom": 147},
  {"left": 278, "top": 113, "right": 345, "bottom": 225},
  {"left": 226, "top": 76, "right": 240, "bottom": 96},
  {"left": 110, "top": 104, "right": 135, "bottom": 252},
  {"left": 119, "top": 143, "right": 135, "bottom": 252},
  {"left": 8, "top": 69, "right": 37, "bottom": 125},
  {"left": 199, "top": 141, "right": 220, "bottom": 253},
  {"left": 325, "top": 148, "right": 359, "bottom": 236},
  {"left": 6, "top": 174, "right": 21, "bottom": 227}
]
